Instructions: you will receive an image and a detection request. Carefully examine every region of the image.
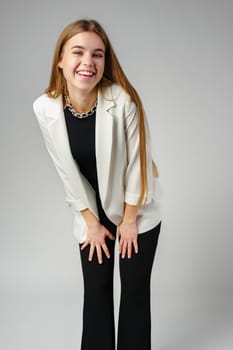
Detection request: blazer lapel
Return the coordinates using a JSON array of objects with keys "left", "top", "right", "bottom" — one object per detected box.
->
[{"left": 96, "top": 87, "right": 115, "bottom": 207}]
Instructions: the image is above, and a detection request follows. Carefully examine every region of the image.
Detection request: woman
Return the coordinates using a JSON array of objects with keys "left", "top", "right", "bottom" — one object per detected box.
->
[{"left": 33, "top": 19, "right": 162, "bottom": 350}]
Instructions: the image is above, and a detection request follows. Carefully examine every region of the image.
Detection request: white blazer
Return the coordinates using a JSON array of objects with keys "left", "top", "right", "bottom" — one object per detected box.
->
[{"left": 33, "top": 83, "right": 162, "bottom": 243}]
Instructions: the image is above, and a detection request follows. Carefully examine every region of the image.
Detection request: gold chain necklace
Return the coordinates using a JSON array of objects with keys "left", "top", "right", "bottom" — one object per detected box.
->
[{"left": 64, "top": 93, "right": 98, "bottom": 119}]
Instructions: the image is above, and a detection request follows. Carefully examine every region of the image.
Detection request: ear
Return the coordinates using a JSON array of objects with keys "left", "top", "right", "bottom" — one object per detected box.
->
[
  {"left": 57, "top": 54, "right": 63, "bottom": 69},
  {"left": 57, "top": 61, "right": 63, "bottom": 69}
]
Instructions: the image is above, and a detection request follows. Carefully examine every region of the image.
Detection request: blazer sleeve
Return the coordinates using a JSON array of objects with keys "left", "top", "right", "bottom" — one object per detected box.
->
[
  {"left": 124, "top": 99, "right": 154, "bottom": 206},
  {"left": 33, "top": 99, "right": 88, "bottom": 212}
]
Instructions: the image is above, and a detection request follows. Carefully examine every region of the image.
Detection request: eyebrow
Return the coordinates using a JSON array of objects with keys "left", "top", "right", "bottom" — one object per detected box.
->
[{"left": 71, "top": 45, "right": 105, "bottom": 53}]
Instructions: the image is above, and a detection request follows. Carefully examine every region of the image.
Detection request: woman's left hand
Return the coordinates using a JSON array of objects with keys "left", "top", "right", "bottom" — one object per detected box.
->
[{"left": 118, "top": 221, "right": 138, "bottom": 259}]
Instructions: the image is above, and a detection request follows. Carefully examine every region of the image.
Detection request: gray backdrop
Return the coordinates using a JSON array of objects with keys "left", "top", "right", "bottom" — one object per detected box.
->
[{"left": 1, "top": 0, "right": 233, "bottom": 349}]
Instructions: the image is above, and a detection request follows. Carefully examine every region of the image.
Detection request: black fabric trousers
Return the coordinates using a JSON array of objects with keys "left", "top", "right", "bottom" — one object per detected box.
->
[
  {"left": 79, "top": 219, "right": 161, "bottom": 350},
  {"left": 79, "top": 190, "right": 161, "bottom": 349}
]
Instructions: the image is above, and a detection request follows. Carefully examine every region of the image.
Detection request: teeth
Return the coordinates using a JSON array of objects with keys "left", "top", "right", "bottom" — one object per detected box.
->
[{"left": 77, "top": 71, "right": 95, "bottom": 76}]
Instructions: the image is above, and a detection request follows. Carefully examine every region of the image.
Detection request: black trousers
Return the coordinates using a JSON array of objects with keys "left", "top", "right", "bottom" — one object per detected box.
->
[{"left": 79, "top": 216, "right": 161, "bottom": 350}]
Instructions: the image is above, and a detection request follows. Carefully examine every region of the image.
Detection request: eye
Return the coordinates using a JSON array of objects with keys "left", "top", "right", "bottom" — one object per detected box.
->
[
  {"left": 93, "top": 53, "right": 104, "bottom": 58},
  {"left": 73, "top": 51, "right": 83, "bottom": 56}
]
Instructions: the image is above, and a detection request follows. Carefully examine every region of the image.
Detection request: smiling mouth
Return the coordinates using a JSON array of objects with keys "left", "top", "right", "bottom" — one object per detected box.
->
[{"left": 76, "top": 70, "right": 96, "bottom": 77}]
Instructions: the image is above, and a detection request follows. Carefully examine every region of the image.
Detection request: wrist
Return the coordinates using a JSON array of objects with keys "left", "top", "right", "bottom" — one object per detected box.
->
[
  {"left": 80, "top": 208, "right": 99, "bottom": 227},
  {"left": 122, "top": 202, "right": 138, "bottom": 224},
  {"left": 122, "top": 218, "right": 137, "bottom": 224}
]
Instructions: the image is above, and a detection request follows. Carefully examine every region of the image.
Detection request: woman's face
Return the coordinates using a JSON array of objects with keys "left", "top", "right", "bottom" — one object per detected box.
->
[{"left": 58, "top": 31, "right": 105, "bottom": 97}]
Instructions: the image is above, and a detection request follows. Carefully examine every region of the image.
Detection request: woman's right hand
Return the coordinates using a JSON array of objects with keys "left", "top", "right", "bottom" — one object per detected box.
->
[{"left": 80, "top": 221, "right": 115, "bottom": 264}]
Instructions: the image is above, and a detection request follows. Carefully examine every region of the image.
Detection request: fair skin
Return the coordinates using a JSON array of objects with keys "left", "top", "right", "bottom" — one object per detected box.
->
[
  {"left": 58, "top": 31, "right": 105, "bottom": 112},
  {"left": 58, "top": 31, "right": 139, "bottom": 263}
]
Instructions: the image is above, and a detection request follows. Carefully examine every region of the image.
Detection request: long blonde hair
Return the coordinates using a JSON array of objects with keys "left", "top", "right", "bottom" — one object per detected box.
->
[{"left": 46, "top": 19, "right": 158, "bottom": 207}]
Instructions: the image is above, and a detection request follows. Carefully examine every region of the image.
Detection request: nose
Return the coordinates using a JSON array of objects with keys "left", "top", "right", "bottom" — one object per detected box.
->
[{"left": 83, "top": 53, "right": 94, "bottom": 67}]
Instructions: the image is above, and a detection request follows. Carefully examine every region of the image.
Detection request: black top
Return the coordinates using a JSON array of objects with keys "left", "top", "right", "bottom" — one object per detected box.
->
[
  {"left": 64, "top": 107, "right": 98, "bottom": 191},
  {"left": 64, "top": 107, "right": 117, "bottom": 234}
]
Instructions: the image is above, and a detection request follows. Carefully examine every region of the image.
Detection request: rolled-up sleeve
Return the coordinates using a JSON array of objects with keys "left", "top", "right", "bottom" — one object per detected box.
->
[{"left": 124, "top": 99, "right": 154, "bottom": 205}]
